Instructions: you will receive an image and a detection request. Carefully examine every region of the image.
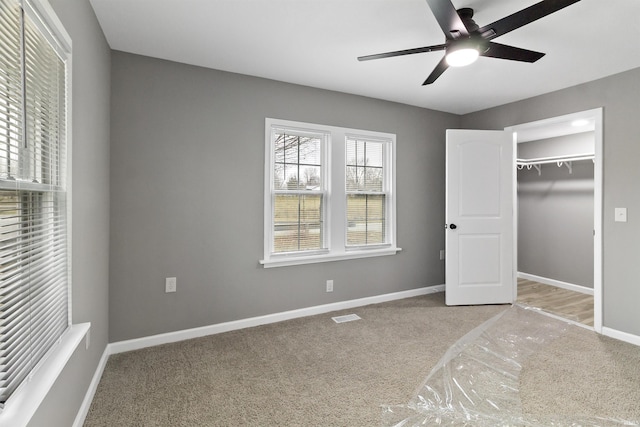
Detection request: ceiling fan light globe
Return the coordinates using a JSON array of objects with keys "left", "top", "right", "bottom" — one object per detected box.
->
[{"left": 446, "top": 48, "right": 479, "bottom": 67}]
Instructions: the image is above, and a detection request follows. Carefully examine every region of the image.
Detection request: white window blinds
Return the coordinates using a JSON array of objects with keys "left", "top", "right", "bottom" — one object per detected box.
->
[
  {"left": 0, "top": 0, "right": 69, "bottom": 407},
  {"left": 271, "top": 128, "right": 326, "bottom": 254},
  {"left": 346, "top": 138, "right": 387, "bottom": 247}
]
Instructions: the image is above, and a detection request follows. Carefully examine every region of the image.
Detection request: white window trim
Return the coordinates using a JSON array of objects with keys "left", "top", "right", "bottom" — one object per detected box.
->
[
  {"left": 0, "top": 1, "right": 88, "bottom": 426},
  {"left": 267, "top": 124, "right": 329, "bottom": 256},
  {"left": 0, "top": 323, "right": 90, "bottom": 427},
  {"left": 261, "top": 118, "right": 400, "bottom": 268}
]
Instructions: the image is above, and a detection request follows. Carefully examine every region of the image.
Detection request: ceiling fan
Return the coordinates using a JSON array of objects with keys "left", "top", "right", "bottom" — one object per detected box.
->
[{"left": 358, "top": 0, "right": 582, "bottom": 85}]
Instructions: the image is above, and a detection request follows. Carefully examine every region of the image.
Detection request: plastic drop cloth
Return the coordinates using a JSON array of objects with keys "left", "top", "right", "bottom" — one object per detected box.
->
[{"left": 382, "top": 305, "right": 639, "bottom": 427}]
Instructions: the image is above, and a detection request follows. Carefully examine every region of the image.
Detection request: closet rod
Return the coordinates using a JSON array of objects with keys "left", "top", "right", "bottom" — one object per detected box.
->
[
  {"left": 516, "top": 152, "right": 594, "bottom": 166},
  {"left": 516, "top": 153, "right": 594, "bottom": 175}
]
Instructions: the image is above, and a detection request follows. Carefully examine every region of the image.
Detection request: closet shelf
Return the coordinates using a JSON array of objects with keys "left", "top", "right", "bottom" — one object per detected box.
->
[{"left": 516, "top": 153, "right": 594, "bottom": 175}]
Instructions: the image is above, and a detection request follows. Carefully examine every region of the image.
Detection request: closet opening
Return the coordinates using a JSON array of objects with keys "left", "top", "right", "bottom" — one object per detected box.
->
[{"left": 506, "top": 108, "right": 603, "bottom": 331}]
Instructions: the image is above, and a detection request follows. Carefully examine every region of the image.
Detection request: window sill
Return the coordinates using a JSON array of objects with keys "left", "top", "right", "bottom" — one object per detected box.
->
[
  {"left": 0, "top": 322, "right": 91, "bottom": 427},
  {"left": 260, "top": 247, "right": 402, "bottom": 268}
]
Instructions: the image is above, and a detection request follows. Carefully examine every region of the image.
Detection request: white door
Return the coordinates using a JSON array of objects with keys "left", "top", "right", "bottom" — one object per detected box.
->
[{"left": 445, "top": 129, "right": 515, "bottom": 306}]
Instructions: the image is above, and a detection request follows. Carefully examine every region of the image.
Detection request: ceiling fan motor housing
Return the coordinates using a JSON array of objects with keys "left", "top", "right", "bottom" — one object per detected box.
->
[
  {"left": 456, "top": 8, "right": 479, "bottom": 34},
  {"left": 447, "top": 8, "right": 487, "bottom": 55}
]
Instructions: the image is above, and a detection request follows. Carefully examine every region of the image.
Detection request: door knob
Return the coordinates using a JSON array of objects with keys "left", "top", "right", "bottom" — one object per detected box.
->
[{"left": 449, "top": 224, "right": 457, "bottom": 230}]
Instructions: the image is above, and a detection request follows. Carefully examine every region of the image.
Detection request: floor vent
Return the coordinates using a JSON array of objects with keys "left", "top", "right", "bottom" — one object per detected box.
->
[{"left": 332, "top": 314, "right": 361, "bottom": 324}]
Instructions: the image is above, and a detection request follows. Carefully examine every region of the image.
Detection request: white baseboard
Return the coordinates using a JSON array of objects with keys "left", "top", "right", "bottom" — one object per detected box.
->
[
  {"left": 517, "top": 272, "right": 594, "bottom": 296},
  {"left": 72, "top": 345, "right": 110, "bottom": 427},
  {"left": 109, "top": 284, "right": 445, "bottom": 355},
  {"left": 602, "top": 327, "right": 640, "bottom": 347}
]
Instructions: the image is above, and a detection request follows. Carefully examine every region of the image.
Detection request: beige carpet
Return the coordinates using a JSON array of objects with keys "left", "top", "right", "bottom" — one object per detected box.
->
[
  {"left": 84, "top": 293, "right": 640, "bottom": 426},
  {"left": 521, "top": 324, "right": 640, "bottom": 423}
]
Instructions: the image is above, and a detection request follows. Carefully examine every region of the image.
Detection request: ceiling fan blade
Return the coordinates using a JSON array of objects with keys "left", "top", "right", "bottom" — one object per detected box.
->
[
  {"left": 422, "top": 56, "right": 449, "bottom": 85},
  {"left": 425, "top": 0, "right": 470, "bottom": 40},
  {"left": 482, "top": 42, "right": 545, "bottom": 62},
  {"left": 358, "top": 44, "right": 446, "bottom": 61},
  {"left": 478, "top": 0, "right": 582, "bottom": 40}
]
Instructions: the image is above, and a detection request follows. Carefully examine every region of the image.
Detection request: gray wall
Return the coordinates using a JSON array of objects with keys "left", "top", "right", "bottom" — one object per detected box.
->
[
  {"left": 462, "top": 67, "right": 640, "bottom": 336},
  {"left": 28, "top": 0, "right": 111, "bottom": 426},
  {"left": 517, "top": 133, "right": 594, "bottom": 287},
  {"left": 109, "top": 51, "right": 459, "bottom": 342}
]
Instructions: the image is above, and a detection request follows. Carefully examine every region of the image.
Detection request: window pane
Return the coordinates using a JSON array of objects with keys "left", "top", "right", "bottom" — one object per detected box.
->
[
  {"left": 366, "top": 220, "right": 385, "bottom": 244},
  {"left": 274, "top": 133, "right": 286, "bottom": 163},
  {"left": 299, "top": 165, "right": 320, "bottom": 189},
  {"left": 299, "top": 137, "right": 321, "bottom": 166},
  {"left": 346, "top": 193, "right": 366, "bottom": 246},
  {"left": 364, "top": 167, "right": 383, "bottom": 192},
  {"left": 346, "top": 139, "right": 384, "bottom": 192},
  {"left": 346, "top": 194, "right": 385, "bottom": 246},
  {"left": 273, "top": 194, "right": 323, "bottom": 253},
  {"left": 274, "top": 132, "right": 322, "bottom": 192},
  {"left": 346, "top": 166, "right": 358, "bottom": 191},
  {"left": 284, "top": 165, "right": 300, "bottom": 189},
  {"left": 346, "top": 139, "right": 366, "bottom": 167},
  {"left": 366, "top": 194, "right": 384, "bottom": 220},
  {"left": 274, "top": 163, "right": 285, "bottom": 189},
  {"left": 365, "top": 141, "right": 383, "bottom": 167},
  {"left": 366, "top": 195, "right": 385, "bottom": 244},
  {"left": 283, "top": 134, "right": 298, "bottom": 164},
  {"left": 346, "top": 193, "right": 366, "bottom": 221}
]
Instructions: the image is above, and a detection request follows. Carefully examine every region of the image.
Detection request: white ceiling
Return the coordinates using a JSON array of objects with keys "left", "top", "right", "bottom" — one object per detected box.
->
[{"left": 89, "top": 0, "right": 640, "bottom": 115}]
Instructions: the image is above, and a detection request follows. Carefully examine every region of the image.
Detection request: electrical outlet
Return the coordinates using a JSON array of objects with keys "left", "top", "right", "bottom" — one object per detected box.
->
[
  {"left": 165, "top": 277, "right": 177, "bottom": 293},
  {"left": 326, "top": 280, "right": 333, "bottom": 293},
  {"left": 440, "top": 249, "right": 445, "bottom": 260}
]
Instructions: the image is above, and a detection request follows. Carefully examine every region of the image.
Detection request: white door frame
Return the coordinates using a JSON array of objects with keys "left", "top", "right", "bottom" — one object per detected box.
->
[{"left": 506, "top": 108, "right": 603, "bottom": 333}]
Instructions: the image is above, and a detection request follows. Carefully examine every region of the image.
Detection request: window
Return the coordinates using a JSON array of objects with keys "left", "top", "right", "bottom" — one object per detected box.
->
[
  {"left": 0, "top": 0, "right": 71, "bottom": 408},
  {"left": 346, "top": 138, "right": 387, "bottom": 247},
  {"left": 262, "top": 119, "right": 399, "bottom": 268},
  {"left": 272, "top": 129, "right": 326, "bottom": 253}
]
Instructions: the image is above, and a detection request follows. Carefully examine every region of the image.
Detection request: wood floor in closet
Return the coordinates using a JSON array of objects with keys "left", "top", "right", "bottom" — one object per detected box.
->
[{"left": 517, "top": 278, "right": 594, "bottom": 327}]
